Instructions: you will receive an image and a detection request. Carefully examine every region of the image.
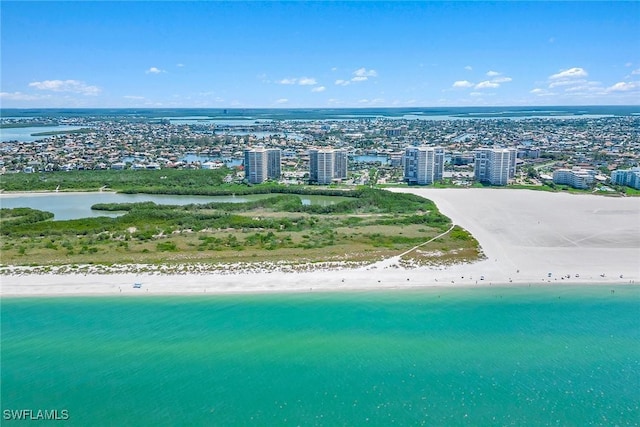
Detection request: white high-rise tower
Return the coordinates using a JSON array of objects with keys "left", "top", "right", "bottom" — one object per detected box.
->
[{"left": 403, "top": 146, "right": 444, "bottom": 185}]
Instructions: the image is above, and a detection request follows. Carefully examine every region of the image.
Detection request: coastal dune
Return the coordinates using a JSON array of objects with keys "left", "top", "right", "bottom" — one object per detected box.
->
[{"left": 2, "top": 189, "right": 639, "bottom": 296}]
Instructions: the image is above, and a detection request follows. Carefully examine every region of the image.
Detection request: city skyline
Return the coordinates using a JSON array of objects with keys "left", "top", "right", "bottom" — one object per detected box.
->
[{"left": 1, "top": 1, "right": 639, "bottom": 109}]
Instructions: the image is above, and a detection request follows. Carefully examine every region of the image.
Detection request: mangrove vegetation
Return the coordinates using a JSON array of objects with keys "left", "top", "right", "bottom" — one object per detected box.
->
[{"left": 0, "top": 186, "right": 482, "bottom": 268}]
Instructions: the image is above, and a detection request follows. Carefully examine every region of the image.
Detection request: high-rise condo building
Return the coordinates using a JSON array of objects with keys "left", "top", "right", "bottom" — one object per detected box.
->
[
  {"left": 308, "top": 148, "right": 348, "bottom": 184},
  {"left": 403, "top": 146, "right": 445, "bottom": 185},
  {"left": 474, "top": 148, "right": 517, "bottom": 186},
  {"left": 333, "top": 149, "right": 348, "bottom": 180},
  {"left": 611, "top": 167, "right": 640, "bottom": 190},
  {"left": 243, "top": 147, "right": 281, "bottom": 184},
  {"left": 266, "top": 148, "right": 281, "bottom": 180}
]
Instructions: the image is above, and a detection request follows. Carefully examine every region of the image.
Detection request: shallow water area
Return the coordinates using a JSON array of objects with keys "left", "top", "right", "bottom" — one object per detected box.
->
[
  {"left": 0, "top": 192, "right": 349, "bottom": 220},
  {"left": 2, "top": 285, "right": 638, "bottom": 425},
  {"left": 0, "top": 126, "right": 86, "bottom": 142}
]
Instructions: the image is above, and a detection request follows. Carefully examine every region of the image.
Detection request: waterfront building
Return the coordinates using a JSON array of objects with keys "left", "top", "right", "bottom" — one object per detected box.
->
[
  {"left": 267, "top": 149, "right": 281, "bottom": 180},
  {"left": 474, "top": 148, "right": 517, "bottom": 186},
  {"left": 517, "top": 148, "right": 541, "bottom": 159},
  {"left": 333, "top": 149, "right": 348, "bottom": 180},
  {"left": 403, "top": 146, "right": 444, "bottom": 185},
  {"left": 610, "top": 167, "right": 640, "bottom": 189},
  {"left": 201, "top": 161, "right": 223, "bottom": 170},
  {"left": 389, "top": 153, "right": 404, "bottom": 167},
  {"left": 244, "top": 147, "right": 281, "bottom": 184},
  {"left": 450, "top": 152, "right": 475, "bottom": 166},
  {"left": 309, "top": 148, "right": 347, "bottom": 184},
  {"left": 553, "top": 167, "right": 595, "bottom": 189}
]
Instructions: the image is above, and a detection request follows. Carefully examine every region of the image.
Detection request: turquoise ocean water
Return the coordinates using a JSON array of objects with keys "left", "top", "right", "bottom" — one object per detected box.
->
[{"left": 2, "top": 285, "right": 639, "bottom": 426}]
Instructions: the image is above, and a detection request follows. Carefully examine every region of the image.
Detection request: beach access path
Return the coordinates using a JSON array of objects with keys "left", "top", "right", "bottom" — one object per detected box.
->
[
  {"left": 2, "top": 189, "right": 639, "bottom": 296},
  {"left": 389, "top": 188, "right": 640, "bottom": 285}
]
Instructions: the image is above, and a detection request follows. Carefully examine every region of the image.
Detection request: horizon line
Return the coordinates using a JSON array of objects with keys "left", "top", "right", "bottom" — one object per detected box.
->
[{"left": 2, "top": 104, "right": 640, "bottom": 111}]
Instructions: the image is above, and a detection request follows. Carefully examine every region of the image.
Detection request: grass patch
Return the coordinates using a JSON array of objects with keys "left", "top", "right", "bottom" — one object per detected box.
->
[{"left": 0, "top": 187, "right": 481, "bottom": 267}]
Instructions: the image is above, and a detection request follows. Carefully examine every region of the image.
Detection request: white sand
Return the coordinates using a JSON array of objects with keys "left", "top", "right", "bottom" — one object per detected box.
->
[{"left": 2, "top": 189, "right": 639, "bottom": 296}]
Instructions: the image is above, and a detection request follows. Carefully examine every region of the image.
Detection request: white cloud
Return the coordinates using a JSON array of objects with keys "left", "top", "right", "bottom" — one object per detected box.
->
[
  {"left": 275, "top": 98, "right": 288, "bottom": 104},
  {"left": 123, "top": 95, "right": 145, "bottom": 100},
  {"left": 464, "top": 65, "right": 473, "bottom": 71},
  {"left": 632, "top": 68, "right": 640, "bottom": 75},
  {"left": 530, "top": 88, "right": 556, "bottom": 97},
  {"left": 298, "top": 77, "right": 317, "bottom": 86},
  {"left": 548, "top": 78, "right": 587, "bottom": 88},
  {"left": 606, "top": 81, "right": 638, "bottom": 92},
  {"left": 28, "top": 79, "right": 101, "bottom": 95},
  {"left": 455, "top": 74, "right": 512, "bottom": 90},
  {"left": 278, "top": 78, "right": 297, "bottom": 85},
  {"left": 311, "top": 86, "right": 326, "bottom": 93},
  {"left": 278, "top": 77, "right": 317, "bottom": 86},
  {"left": 353, "top": 68, "right": 378, "bottom": 78},
  {"left": 176, "top": 63, "right": 185, "bottom": 67},
  {"left": 545, "top": 68, "right": 595, "bottom": 94},
  {"left": 334, "top": 68, "right": 378, "bottom": 86},
  {"left": 469, "top": 92, "right": 483, "bottom": 97},
  {"left": 564, "top": 84, "right": 602, "bottom": 93},
  {"left": 452, "top": 80, "right": 474, "bottom": 88},
  {"left": 146, "top": 67, "right": 165, "bottom": 74},
  {"left": 357, "top": 98, "right": 385, "bottom": 105},
  {"left": 0, "top": 91, "right": 44, "bottom": 101},
  {"left": 348, "top": 68, "right": 378, "bottom": 83},
  {"left": 550, "top": 67, "right": 587, "bottom": 80},
  {"left": 475, "top": 81, "right": 499, "bottom": 89}
]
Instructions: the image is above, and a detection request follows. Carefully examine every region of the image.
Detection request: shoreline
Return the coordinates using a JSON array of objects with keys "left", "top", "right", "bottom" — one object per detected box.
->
[
  {"left": 3, "top": 270, "right": 637, "bottom": 299},
  {"left": 2, "top": 188, "right": 639, "bottom": 297},
  {"left": 0, "top": 190, "right": 118, "bottom": 196},
  {"left": 2, "top": 186, "right": 638, "bottom": 197},
  {"left": 2, "top": 257, "right": 637, "bottom": 298}
]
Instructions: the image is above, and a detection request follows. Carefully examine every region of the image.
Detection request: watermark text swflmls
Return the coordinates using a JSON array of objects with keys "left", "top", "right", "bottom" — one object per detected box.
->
[{"left": 3, "top": 409, "right": 69, "bottom": 421}]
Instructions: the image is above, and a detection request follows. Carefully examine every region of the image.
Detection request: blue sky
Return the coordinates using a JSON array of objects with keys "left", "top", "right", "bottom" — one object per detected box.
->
[{"left": 1, "top": 1, "right": 639, "bottom": 108}]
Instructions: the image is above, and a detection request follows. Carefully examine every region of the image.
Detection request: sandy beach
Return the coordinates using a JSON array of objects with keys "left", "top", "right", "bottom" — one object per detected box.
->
[{"left": 2, "top": 188, "right": 639, "bottom": 296}]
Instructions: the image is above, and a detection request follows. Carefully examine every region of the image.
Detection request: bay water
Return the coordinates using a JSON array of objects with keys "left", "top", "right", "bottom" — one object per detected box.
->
[
  {"left": 2, "top": 285, "right": 639, "bottom": 425},
  {"left": 0, "top": 193, "right": 349, "bottom": 221}
]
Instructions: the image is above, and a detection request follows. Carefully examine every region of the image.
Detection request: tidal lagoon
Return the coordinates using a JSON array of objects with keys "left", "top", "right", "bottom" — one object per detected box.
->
[
  {"left": 0, "top": 192, "right": 349, "bottom": 221},
  {"left": 2, "top": 286, "right": 639, "bottom": 425}
]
